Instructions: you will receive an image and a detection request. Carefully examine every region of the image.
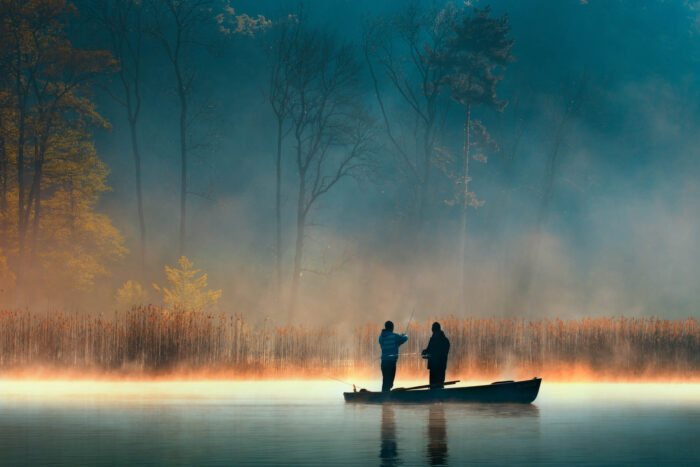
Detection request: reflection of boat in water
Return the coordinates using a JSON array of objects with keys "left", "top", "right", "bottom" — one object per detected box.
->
[
  {"left": 345, "top": 378, "right": 541, "bottom": 403},
  {"left": 448, "top": 401, "right": 540, "bottom": 419}
]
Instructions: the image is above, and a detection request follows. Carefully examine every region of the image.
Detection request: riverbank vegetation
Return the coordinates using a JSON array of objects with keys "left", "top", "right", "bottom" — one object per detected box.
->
[{"left": 1, "top": 308, "right": 697, "bottom": 381}]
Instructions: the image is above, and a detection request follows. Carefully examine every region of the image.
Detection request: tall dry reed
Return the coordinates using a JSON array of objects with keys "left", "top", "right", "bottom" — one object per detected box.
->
[{"left": 1, "top": 307, "right": 697, "bottom": 380}]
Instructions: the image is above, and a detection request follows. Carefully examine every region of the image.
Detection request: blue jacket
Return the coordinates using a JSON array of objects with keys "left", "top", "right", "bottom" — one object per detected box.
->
[{"left": 379, "top": 329, "right": 408, "bottom": 361}]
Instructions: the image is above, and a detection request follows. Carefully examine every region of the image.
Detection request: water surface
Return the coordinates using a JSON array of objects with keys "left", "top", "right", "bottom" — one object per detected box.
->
[{"left": 0, "top": 381, "right": 698, "bottom": 466}]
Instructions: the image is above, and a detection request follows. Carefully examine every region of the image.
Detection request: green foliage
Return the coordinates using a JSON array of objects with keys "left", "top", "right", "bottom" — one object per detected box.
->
[{"left": 153, "top": 256, "right": 222, "bottom": 312}]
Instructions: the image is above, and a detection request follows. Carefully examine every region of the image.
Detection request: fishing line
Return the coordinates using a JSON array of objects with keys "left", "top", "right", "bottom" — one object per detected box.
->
[{"left": 323, "top": 375, "right": 355, "bottom": 387}]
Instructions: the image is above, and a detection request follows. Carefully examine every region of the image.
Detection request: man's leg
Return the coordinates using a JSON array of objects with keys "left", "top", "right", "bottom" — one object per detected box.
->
[
  {"left": 436, "top": 367, "right": 445, "bottom": 388},
  {"left": 429, "top": 368, "right": 445, "bottom": 388},
  {"left": 381, "top": 361, "right": 389, "bottom": 392},
  {"left": 388, "top": 361, "right": 396, "bottom": 390},
  {"left": 382, "top": 360, "right": 396, "bottom": 392}
]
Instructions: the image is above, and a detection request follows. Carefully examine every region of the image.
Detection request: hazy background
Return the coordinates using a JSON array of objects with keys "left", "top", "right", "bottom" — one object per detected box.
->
[{"left": 63, "top": 0, "right": 700, "bottom": 324}]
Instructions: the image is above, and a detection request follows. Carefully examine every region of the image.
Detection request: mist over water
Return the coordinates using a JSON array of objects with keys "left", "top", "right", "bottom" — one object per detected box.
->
[
  {"left": 1, "top": 3, "right": 698, "bottom": 466},
  {"left": 1, "top": 381, "right": 698, "bottom": 466}
]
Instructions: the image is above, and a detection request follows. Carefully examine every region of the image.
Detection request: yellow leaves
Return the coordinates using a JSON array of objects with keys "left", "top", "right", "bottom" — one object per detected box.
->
[
  {"left": 153, "top": 256, "right": 222, "bottom": 313},
  {"left": 0, "top": 0, "right": 124, "bottom": 301},
  {"left": 115, "top": 280, "right": 148, "bottom": 310},
  {"left": 216, "top": 1, "right": 271, "bottom": 37}
]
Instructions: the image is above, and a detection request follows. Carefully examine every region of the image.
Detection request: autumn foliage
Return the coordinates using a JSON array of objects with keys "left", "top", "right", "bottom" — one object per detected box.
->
[
  {"left": 0, "top": 308, "right": 697, "bottom": 381},
  {"left": 0, "top": 0, "right": 125, "bottom": 303}
]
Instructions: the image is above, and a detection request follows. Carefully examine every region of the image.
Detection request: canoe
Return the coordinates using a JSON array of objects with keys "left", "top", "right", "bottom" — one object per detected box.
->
[{"left": 343, "top": 377, "right": 541, "bottom": 404}]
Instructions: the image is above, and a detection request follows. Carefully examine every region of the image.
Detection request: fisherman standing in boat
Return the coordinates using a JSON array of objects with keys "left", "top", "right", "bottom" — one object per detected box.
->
[
  {"left": 379, "top": 321, "right": 408, "bottom": 392},
  {"left": 422, "top": 322, "right": 450, "bottom": 388}
]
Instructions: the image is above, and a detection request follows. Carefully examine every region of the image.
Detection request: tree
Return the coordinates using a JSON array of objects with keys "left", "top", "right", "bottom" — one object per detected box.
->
[
  {"left": 283, "top": 22, "right": 376, "bottom": 316},
  {"left": 148, "top": 0, "right": 214, "bottom": 256},
  {"left": 0, "top": 248, "right": 15, "bottom": 304},
  {"left": 260, "top": 14, "right": 295, "bottom": 314},
  {"left": 364, "top": 1, "right": 456, "bottom": 232},
  {"left": 0, "top": 0, "right": 121, "bottom": 301},
  {"left": 507, "top": 73, "right": 587, "bottom": 315},
  {"left": 27, "top": 123, "right": 127, "bottom": 295},
  {"left": 0, "top": 71, "right": 9, "bottom": 250},
  {"left": 115, "top": 279, "right": 148, "bottom": 309},
  {"left": 153, "top": 255, "right": 222, "bottom": 311},
  {"left": 432, "top": 6, "right": 514, "bottom": 310},
  {"left": 0, "top": 3, "right": 9, "bottom": 241},
  {"left": 266, "top": 18, "right": 294, "bottom": 315},
  {"left": 84, "top": 0, "right": 148, "bottom": 268}
]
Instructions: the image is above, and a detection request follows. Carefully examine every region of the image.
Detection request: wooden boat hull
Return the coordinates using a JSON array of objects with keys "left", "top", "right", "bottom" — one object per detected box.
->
[{"left": 343, "top": 378, "right": 541, "bottom": 404}]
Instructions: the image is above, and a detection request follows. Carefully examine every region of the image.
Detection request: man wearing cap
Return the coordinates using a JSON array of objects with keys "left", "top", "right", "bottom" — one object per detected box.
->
[{"left": 378, "top": 320, "right": 408, "bottom": 392}]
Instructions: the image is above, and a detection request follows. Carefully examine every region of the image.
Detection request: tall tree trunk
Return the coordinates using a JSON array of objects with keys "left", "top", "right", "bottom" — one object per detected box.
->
[
  {"left": 30, "top": 155, "right": 43, "bottom": 265},
  {"left": 507, "top": 80, "right": 584, "bottom": 315},
  {"left": 289, "top": 173, "right": 306, "bottom": 319},
  {"left": 29, "top": 126, "right": 50, "bottom": 266},
  {"left": 129, "top": 118, "right": 146, "bottom": 267},
  {"left": 460, "top": 104, "right": 471, "bottom": 311},
  {"left": 275, "top": 116, "right": 283, "bottom": 312},
  {"left": 0, "top": 115, "right": 7, "bottom": 231},
  {"left": 68, "top": 177, "right": 76, "bottom": 234},
  {"left": 13, "top": 41, "right": 28, "bottom": 295},
  {"left": 15, "top": 103, "right": 26, "bottom": 290},
  {"left": 176, "top": 81, "right": 187, "bottom": 257},
  {"left": 416, "top": 125, "right": 432, "bottom": 232}
]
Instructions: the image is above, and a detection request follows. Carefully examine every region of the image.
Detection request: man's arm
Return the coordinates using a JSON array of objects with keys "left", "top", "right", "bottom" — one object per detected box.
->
[
  {"left": 396, "top": 333, "right": 408, "bottom": 346},
  {"left": 423, "top": 336, "right": 434, "bottom": 355}
]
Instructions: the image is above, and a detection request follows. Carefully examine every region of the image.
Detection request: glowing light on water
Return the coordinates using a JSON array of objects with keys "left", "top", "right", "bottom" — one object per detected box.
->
[
  {"left": 1, "top": 379, "right": 698, "bottom": 405},
  {"left": 0, "top": 380, "right": 347, "bottom": 403}
]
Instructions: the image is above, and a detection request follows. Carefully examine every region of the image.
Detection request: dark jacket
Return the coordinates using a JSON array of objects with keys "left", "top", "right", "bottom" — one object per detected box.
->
[
  {"left": 422, "top": 330, "right": 450, "bottom": 370},
  {"left": 379, "top": 329, "right": 408, "bottom": 361}
]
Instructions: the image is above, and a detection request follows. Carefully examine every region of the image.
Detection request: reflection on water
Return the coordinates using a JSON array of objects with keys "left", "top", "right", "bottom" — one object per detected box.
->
[
  {"left": 464, "top": 402, "right": 540, "bottom": 418},
  {"left": 1, "top": 382, "right": 698, "bottom": 466},
  {"left": 379, "top": 403, "right": 539, "bottom": 467},
  {"left": 380, "top": 405, "right": 398, "bottom": 466},
  {"left": 427, "top": 405, "right": 447, "bottom": 465}
]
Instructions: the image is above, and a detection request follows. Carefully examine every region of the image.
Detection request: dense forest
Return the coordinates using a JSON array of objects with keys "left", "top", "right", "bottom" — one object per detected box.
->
[{"left": 0, "top": 0, "right": 698, "bottom": 328}]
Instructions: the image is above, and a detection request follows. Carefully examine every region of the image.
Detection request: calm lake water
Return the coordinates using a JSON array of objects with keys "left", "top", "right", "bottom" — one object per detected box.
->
[{"left": 0, "top": 380, "right": 698, "bottom": 466}]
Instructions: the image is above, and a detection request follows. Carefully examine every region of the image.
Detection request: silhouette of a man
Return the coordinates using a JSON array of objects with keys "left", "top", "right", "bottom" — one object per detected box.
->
[
  {"left": 422, "top": 322, "right": 450, "bottom": 388},
  {"left": 379, "top": 320, "right": 408, "bottom": 392}
]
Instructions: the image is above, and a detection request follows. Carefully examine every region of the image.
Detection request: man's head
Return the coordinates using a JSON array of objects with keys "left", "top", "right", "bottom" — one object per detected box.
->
[
  {"left": 384, "top": 321, "right": 394, "bottom": 332},
  {"left": 432, "top": 322, "right": 441, "bottom": 333}
]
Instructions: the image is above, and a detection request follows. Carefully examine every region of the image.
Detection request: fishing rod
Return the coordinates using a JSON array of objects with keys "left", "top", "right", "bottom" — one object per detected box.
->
[
  {"left": 403, "top": 308, "right": 416, "bottom": 335},
  {"left": 324, "top": 375, "right": 355, "bottom": 387},
  {"left": 377, "top": 352, "right": 423, "bottom": 360},
  {"left": 324, "top": 375, "right": 363, "bottom": 393}
]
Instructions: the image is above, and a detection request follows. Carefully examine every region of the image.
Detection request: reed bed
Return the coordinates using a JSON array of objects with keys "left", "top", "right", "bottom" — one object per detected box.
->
[{"left": 0, "top": 307, "right": 698, "bottom": 380}]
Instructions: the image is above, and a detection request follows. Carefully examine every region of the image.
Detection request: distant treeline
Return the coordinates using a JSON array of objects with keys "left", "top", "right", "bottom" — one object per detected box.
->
[{"left": 1, "top": 308, "right": 698, "bottom": 380}]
